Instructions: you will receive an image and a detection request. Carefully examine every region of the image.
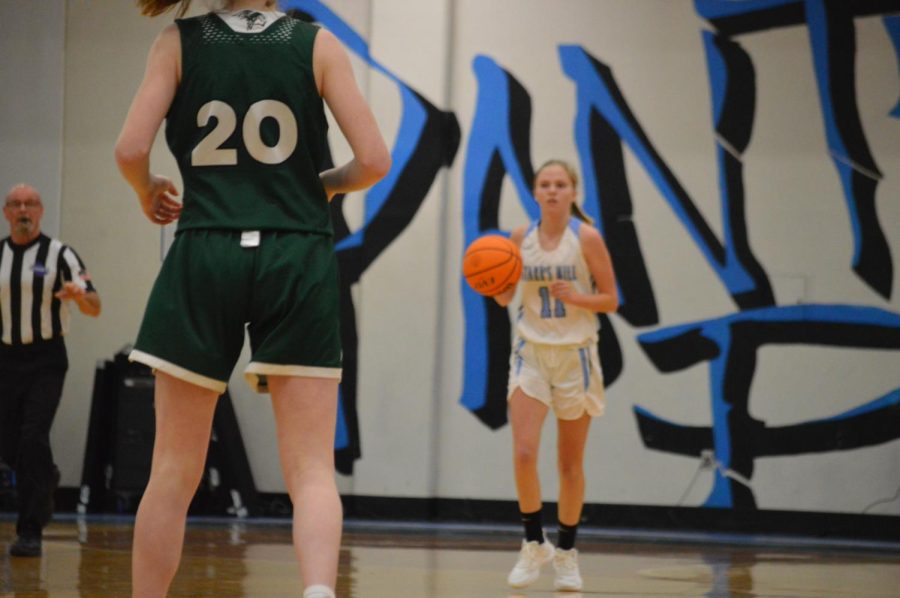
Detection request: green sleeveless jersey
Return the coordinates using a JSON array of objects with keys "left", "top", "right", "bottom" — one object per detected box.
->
[{"left": 167, "top": 13, "right": 331, "bottom": 234}]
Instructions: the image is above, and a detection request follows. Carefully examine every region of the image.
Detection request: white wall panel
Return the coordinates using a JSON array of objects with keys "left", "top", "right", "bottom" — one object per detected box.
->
[{"left": 1, "top": 0, "right": 895, "bottom": 516}]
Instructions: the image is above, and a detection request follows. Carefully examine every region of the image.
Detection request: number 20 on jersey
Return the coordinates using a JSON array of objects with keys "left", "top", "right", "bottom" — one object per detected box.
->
[{"left": 192, "top": 99, "right": 298, "bottom": 166}]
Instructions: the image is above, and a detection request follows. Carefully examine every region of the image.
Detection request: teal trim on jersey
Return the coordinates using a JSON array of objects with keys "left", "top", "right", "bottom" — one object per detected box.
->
[
  {"left": 167, "top": 14, "right": 330, "bottom": 234},
  {"left": 579, "top": 347, "right": 589, "bottom": 390},
  {"left": 568, "top": 217, "right": 582, "bottom": 236},
  {"left": 529, "top": 218, "right": 582, "bottom": 237}
]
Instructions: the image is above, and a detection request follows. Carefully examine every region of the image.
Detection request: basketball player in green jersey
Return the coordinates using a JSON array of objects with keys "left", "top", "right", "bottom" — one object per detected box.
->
[{"left": 115, "top": 2, "right": 390, "bottom": 597}]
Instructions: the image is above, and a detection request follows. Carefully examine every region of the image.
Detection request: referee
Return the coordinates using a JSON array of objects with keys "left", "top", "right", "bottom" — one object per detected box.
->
[{"left": 0, "top": 183, "right": 101, "bottom": 557}]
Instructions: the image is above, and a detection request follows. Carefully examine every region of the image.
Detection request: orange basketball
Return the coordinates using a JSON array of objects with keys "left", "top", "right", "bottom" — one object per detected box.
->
[{"left": 463, "top": 235, "right": 523, "bottom": 296}]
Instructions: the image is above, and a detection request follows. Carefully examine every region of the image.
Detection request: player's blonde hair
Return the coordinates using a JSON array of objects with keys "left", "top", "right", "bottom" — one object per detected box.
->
[
  {"left": 534, "top": 159, "right": 593, "bottom": 224},
  {"left": 137, "top": 0, "right": 193, "bottom": 17},
  {"left": 137, "top": 0, "right": 277, "bottom": 17}
]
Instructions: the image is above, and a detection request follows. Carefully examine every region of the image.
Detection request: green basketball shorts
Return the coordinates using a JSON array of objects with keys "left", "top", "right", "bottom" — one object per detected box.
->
[{"left": 131, "top": 229, "right": 342, "bottom": 393}]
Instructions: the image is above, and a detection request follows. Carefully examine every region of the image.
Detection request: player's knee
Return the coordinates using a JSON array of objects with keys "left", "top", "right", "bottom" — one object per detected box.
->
[
  {"left": 151, "top": 458, "right": 207, "bottom": 496},
  {"left": 557, "top": 460, "right": 584, "bottom": 482},
  {"left": 283, "top": 459, "right": 334, "bottom": 491},
  {"left": 513, "top": 443, "right": 540, "bottom": 468}
]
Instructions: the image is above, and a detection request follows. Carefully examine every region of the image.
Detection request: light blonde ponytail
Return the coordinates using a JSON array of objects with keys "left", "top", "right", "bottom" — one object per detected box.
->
[{"left": 137, "top": 0, "right": 193, "bottom": 17}]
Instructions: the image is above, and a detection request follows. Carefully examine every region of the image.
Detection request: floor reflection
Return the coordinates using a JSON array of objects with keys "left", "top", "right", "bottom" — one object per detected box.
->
[{"left": 0, "top": 517, "right": 897, "bottom": 597}]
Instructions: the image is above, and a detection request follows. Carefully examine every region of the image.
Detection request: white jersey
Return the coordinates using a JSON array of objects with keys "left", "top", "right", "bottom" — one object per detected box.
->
[{"left": 515, "top": 219, "right": 598, "bottom": 346}]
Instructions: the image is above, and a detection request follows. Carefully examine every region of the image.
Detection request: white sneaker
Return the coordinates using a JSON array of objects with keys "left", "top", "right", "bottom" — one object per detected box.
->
[
  {"left": 507, "top": 538, "right": 555, "bottom": 588},
  {"left": 553, "top": 547, "right": 583, "bottom": 591},
  {"left": 303, "top": 585, "right": 336, "bottom": 598}
]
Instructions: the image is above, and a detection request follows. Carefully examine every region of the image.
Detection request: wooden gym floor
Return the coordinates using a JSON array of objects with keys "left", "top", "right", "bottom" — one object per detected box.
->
[{"left": 1, "top": 516, "right": 898, "bottom": 597}]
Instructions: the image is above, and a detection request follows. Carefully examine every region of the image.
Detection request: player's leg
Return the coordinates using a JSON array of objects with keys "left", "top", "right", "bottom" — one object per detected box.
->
[
  {"left": 268, "top": 375, "right": 341, "bottom": 596},
  {"left": 553, "top": 412, "right": 591, "bottom": 591},
  {"left": 129, "top": 230, "right": 248, "bottom": 596},
  {"left": 509, "top": 388, "right": 550, "bottom": 513},
  {"left": 132, "top": 372, "right": 219, "bottom": 598},
  {"left": 246, "top": 233, "right": 342, "bottom": 595},
  {"left": 557, "top": 412, "right": 591, "bottom": 526},
  {"left": 551, "top": 343, "right": 603, "bottom": 530},
  {"left": 507, "top": 387, "right": 555, "bottom": 588}
]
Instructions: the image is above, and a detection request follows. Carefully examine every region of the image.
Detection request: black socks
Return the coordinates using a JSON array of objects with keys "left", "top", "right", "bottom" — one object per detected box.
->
[
  {"left": 520, "top": 509, "right": 545, "bottom": 543},
  {"left": 557, "top": 521, "right": 578, "bottom": 551},
  {"left": 521, "top": 509, "right": 580, "bottom": 549}
]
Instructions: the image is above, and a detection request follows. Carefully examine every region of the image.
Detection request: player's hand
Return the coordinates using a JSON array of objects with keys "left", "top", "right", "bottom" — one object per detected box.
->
[
  {"left": 495, "top": 282, "right": 516, "bottom": 295},
  {"left": 491, "top": 281, "right": 518, "bottom": 307},
  {"left": 55, "top": 281, "right": 86, "bottom": 302},
  {"left": 139, "top": 175, "right": 182, "bottom": 225},
  {"left": 550, "top": 280, "right": 576, "bottom": 303}
]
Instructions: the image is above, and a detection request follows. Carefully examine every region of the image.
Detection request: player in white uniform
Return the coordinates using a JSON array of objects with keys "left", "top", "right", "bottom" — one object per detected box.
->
[{"left": 494, "top": 160, "right": 618, "bottom": 591}]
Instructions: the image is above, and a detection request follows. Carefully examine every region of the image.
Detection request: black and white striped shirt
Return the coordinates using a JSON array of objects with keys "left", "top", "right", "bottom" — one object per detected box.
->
[{"left": 0, "top": 233, "right": 96, "bottom": 346}]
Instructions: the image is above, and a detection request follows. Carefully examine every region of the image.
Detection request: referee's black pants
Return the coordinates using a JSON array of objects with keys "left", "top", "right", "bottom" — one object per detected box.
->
[{"left": 0, "top": 338, "right": 67, "bottom": 538}]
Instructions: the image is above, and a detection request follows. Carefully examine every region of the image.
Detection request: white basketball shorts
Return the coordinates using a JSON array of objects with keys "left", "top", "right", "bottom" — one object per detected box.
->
[{"left": 507, "top": 338, "right": 605, "bottom": 420}]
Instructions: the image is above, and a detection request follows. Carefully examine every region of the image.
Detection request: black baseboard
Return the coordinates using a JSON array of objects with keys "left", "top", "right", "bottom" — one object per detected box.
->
[
  {"left": 48, "top": 488, "right": 899, "bottom": 543},
  {"left": 315, "top": 493, "right": 900, "bottom": 543}
]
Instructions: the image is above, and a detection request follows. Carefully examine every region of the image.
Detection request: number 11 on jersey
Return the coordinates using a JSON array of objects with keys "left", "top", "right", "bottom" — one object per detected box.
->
[{"left": 538, "top": 286, "right": 566, "bottom": 319}]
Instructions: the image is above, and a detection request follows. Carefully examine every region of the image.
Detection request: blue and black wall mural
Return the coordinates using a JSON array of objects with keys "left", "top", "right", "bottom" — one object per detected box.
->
[
  {"left": 639, "top": 0, "right": 900, "bottom": 509},
  {"left": 698, "top": 0, "right": 896, "bottom": 297},
  {"left": 460, "top": 55, "right": 543, "bottom": 429},
  {"left": 286, "top": 0, "right": 899, "bottom": 501},
  {"left": 285, "top": 0, "right": 460, "bottom": 474},
  {"left": 461, "top": 0, "right": 900, "bottom": 510},
  {"left": 636, "top": 305, "right": 900, "bottom": 508}
]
